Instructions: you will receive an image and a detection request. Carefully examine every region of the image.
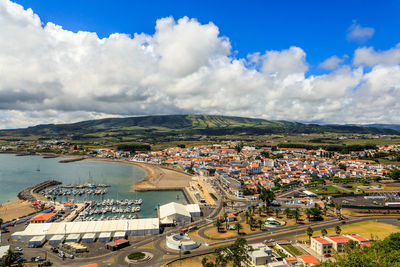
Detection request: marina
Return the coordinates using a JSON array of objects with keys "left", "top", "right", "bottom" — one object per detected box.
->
[{"left": 0, "top": 154, "right": 188, "bottom": 219}]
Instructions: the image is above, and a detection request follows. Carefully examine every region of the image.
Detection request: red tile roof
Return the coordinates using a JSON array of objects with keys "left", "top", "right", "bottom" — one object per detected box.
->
[
  {"left": 29, "top": 212, "right": 56, "bottom": 222},
  {"left": 348, "top": 234, "right": 369, "bottom": 242},
  {"left": 299, "top": 255, "right": 320, "bottom": 265},
  {"left": 313, "top": 237, "right": 331, "bottom": 244},
  {"left": 326, "top": 235, "right": 351, "bottom": 243}
]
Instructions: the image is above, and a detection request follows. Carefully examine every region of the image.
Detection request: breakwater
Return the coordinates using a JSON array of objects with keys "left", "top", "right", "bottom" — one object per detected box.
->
[
  {"left": 59, "top": 157, "right": 86, "bottom": 163},
  {"left": 18, "top": 180, "right": 61, "bottom": 202}
]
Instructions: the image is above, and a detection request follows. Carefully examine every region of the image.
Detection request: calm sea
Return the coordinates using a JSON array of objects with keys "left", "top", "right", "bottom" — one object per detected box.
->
[{"left": 0, "top": 154, "right": 186, "bottom": 218}]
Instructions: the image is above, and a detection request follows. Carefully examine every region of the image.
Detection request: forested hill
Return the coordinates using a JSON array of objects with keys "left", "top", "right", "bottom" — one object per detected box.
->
[{"left": 0, "top": 115, "right": 399, "bottom": 141}]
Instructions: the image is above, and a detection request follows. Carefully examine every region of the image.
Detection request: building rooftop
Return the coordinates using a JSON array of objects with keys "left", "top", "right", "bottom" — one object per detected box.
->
[
  {"left": 299, "top": 255, "right": 320, "bottom": 265},
  {"left": 326, "top": 235, "right": 351, "bottom": 243},
  {"left": 313, "top": 237, "right": 331, "bottom": 244},
  {"left": 29, "top": 212, "right": 56, "bottom": 222},
  {"left": 348, "top": 234, "right": 369, "bottom": 242}
]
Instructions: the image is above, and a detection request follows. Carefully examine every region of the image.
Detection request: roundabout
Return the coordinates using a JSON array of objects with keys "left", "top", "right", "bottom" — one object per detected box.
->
[{"left": 125, "top": 251, "right": 153, "bottom": 264}]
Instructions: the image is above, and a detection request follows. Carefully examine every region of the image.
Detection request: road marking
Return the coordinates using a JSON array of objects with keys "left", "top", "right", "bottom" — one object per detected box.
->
[
  {"left": 162, "top": 254, "right": 177, "bottom": 260},
  {"left": 138, "top": 242, "right": 154, "bottom": 250},
  {"left": 102, "top": 257, "right": 115, "bottom": 264}
]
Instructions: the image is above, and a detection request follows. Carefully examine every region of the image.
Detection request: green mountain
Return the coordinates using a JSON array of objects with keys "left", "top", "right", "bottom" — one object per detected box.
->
[{"left": 0, "top": 115, "right": 398, "bottom": 142}]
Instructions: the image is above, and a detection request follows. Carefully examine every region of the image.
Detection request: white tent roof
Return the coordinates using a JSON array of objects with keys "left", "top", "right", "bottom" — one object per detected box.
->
[
  {"left": 186, "top": 204, "right": 201, "bottom": 213},
  {"left": 15, "top": 218, "right": 159, "bottom": 238},
  {"left": 29, "top": 235, "right": 46, "bottom": 242},
  {"left": 160, "top": 202, "right": 191, "bottom": 218},
  {"left": 82, "top": 233, "right": 96, "bottom": 239},
  {"left": 98, "top": 232, "right": 111, "bottom": 238}
]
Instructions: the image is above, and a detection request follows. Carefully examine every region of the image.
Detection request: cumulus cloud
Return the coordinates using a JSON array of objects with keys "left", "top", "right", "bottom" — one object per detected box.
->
[
  {"left": 347, "top": 20, "right": 375, "bottom": 43},
  {"left": 0, "top": 0, "right": 399, "bottom": 128},
  {"left": 353, "top": 44, "right": 400, "bottom": 67},
  {"left": 319, "top": 55, "right": 345, "bottom": 70}
]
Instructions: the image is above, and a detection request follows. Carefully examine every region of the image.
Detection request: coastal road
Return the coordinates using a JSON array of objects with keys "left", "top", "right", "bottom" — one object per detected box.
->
[{"left": 66, "top": 215, "right": 400, "bottom": 267}]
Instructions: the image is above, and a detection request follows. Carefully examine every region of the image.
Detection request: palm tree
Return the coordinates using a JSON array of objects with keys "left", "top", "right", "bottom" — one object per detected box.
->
[
  {"left": 235, "top": 222, "right": 243, "bottom": 235},
  {"left": 244, "top": 210, "right": 250, "bottom": 224},
  {"left": 292, "top": 208, "right": 300, "bottom": 224},
  {"left": 215, "top": 248, "right": 228, "bottom": 267},
  {"left": 0, "top": 217, "right": 3, "bottom": 227},
  {"left": 305, "top": 208, "right": 312, "bottom": 221},
  {"left": 53, "top": 195, "right": 57, "bottom": 205},
  {"left": 231, "top": 200, "right": 235, "bottom": 210},
  {"left": 323, "top": 205, "right": 328, "bottom": 216},
  {"left": 201, "top": 257, "right": 208, "bottom": 267},
  {"left": 335, "top": 225, "right": 341, "bottom": 235},
  {"left": 306, "top": 227, "right": 313, "bottom": 243},
  {"left": 214, "top": 220, "right": 222, "bottom": 233},
  {"left": 274, "top": 209, "right": 280, "bottom": 218},
  {"left": 249, "top": 216, "right": 255, "bottom": 230},
  {"left": 284, "top": 208, "right": 291, "bottom": 218},
  {"left": 222, "top": 201, "right": 227, "bottom": 213},
  {"left": 224, "top": 212, "right": 228, "bottom": 230},
  {"left": 258, "top": 206, "right": 263, "bottom": 216},
  {"left": 335, "top": 203, "right": 342, "bottom": 217},
  {"left": 257, "top": 219, "right": 263, "bottom": 230},
  {"left": 321, "top": 228, "right": 328, "bottom": 237},
  {"left": 260, "top": 188, "right": 275, "bottom": 208},
  {"left": 2, "top": 249, "right": 16, "bottom": 267}
]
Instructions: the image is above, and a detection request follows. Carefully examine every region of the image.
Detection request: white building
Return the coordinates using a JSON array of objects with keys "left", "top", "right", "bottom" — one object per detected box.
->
[
  {"left": 10, "top": 218, "right": 160, "bottom": 243},
  {"left": 159, "top": 202, "right": 200, "bottom": 224}
]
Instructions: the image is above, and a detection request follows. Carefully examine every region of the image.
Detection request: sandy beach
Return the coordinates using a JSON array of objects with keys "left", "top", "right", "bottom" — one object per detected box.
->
[
  {"left": 81, "top": 157, "right": 193, "bottom": 191},
  {"left": 0, "top": 200, "right": 35, "bottom": 223}
]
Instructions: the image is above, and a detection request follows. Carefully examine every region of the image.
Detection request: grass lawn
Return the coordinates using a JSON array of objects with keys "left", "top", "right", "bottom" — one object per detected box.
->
[
  {"left": 310, "top": 185, "right": 344, "bottom": 195},
  {"left": 297, "top": 220, "right": 400, "bottom": 241},
  {"left": 281, "top": 244, "right": 303, "bottom": 256}
]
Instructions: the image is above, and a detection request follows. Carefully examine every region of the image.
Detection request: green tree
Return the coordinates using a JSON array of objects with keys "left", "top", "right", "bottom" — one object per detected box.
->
[
  {"left": 234, "top": 143, "right": 244, "bottom": 154},
  {"left": 202, "top": 257, "right": 208, "bottom": 267},
  {"left": 284, "top": 208, "right": 291, "bottom": 218},
  {"left": 222, "top": 201, "right": 227, "bottom": 213},
  {"left": 257, "top": 219, "right": 263, "bottom": 230},
  {"left": 2, "top": 249, "right": 16, "bottom": 267},
  {"left": 321, "top": 228, "right": 328, "bottom": 237},
  {"left": 388, "top": 168, "right": 400, "bottom": 180},
  {"left": 224, "top": 212, "right": 228, "bottom": 230},
  {"left": 335, "top": 225, "right": 341, "bottom": 235},
  {"left": 235, "top": 222, "right": 243, "bottom": 235},
  {"left": 214, "top": 248, "right": 228, "bottom": 267},
  {"left": 260, "top": 188, "right": 275, "bottom": 208},
  {"left": 215, "top": 219, "right": 223, "bottom": 233},
  {"left": 292, "top": 208, "right": 301, "bottom": 224},
  {"left": 225, "top": 238, "right": 252, "bottom": 267},
  {"left": 244, "top": 211, "right": 250, "bottom": 224},
  {"left": 275, "top": 208, "right": 280, "bottom": 218},
  {"left": 306, "top": 227, "right": 314, "bottom": 243}
]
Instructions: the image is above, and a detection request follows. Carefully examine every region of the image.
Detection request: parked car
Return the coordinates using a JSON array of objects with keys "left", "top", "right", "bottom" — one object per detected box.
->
[
  {"left": 35, "top": 256, "right": 46, "bottom": 262},
  {"left": 1, "top": 229, "right": 10, "bottom": 233},
  {"left": 324, "top": 254, "right": 331, "bottom": 258},
  {"left": 68, "top": 254, "right": 74, "bottom": 259},
  {"left": 183, "top": 251, "right": 191, "bottom": 255},
  {"left": 14, "top": 247, "right": 23, "bottom": 251},
  {"left": 51, "top": 247, "right": 58, "bottom": 253}
]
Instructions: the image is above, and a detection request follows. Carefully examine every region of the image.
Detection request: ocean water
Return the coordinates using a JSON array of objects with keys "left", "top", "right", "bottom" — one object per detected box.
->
[{"left": 0, "top": 154, "right": 186, "bottom": 218}]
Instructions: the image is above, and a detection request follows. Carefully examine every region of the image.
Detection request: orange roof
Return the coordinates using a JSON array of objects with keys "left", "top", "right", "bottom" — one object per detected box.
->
[
  {"left": 326, "top": 235, "right": 351, "bottom": 243},
  {"left": 299, "top": 255, "right": 320, "bottom": 265},
  {"left": 361, "top": 242, "right": 371, "bottom": 247},
  {"left": 29, "top": 212, "right": 56, "bottom": 222},
  {"left": 348, "top": 234, "right": 369, "bottom": 242},
  {"left": 285, "top": 256, "right": 297, "bottom": 261},
  {"left": 313, "top": 237, "right": 331, "bottom": 244},
  {"left": 80, "top": 264, "right": 98, "bottom": 267}
]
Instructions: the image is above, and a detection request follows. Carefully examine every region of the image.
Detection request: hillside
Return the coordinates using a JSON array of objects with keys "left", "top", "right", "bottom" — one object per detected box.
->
[{"left": 0, "top": 115, "right": 398, "bottom": 143}]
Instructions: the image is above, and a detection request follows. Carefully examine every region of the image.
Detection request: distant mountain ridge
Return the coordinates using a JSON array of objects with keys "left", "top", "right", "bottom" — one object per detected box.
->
[{"left": 0, "top": 115, "right": 399, "bottom": 141}]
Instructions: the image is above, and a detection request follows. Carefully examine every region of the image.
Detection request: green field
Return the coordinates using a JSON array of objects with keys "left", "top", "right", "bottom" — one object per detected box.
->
[
  {"left": 310, "top": 185, "right": 345, "bottom": 195},
  {"left": 281, "top": 244, "right": 304, "bottom": 256}
]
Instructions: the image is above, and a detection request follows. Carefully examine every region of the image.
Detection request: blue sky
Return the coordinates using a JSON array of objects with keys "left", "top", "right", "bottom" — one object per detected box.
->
[
  {"left": 1, "top": 0, "right": 400, "bottom": 128},
  {"left": 14, "top": 0, "right": 400, "bottom": 72}
]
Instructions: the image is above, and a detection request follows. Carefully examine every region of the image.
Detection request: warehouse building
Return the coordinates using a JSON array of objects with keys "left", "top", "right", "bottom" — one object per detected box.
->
[{"left": 11, "top": 218, "right": 160, "bottom": 243}]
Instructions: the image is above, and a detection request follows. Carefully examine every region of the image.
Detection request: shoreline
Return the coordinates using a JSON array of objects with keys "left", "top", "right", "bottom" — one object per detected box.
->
[{"left": 1, "top": 154, "right": 196, "bottom": 221}]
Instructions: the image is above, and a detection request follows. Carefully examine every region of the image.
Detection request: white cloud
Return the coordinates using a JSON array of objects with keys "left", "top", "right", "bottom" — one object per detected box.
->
[
  {"left": 353, "top": 44, "right": 400, "bottom": 67},
  {"left": 319, "top": 55, "right": 344, "bottom": 70},
  {"left": 0, "top": 0, "right": 399, "bottom": 128},
  {"left": 347, "top": 20, "right": 375, "bottom": 43}
]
